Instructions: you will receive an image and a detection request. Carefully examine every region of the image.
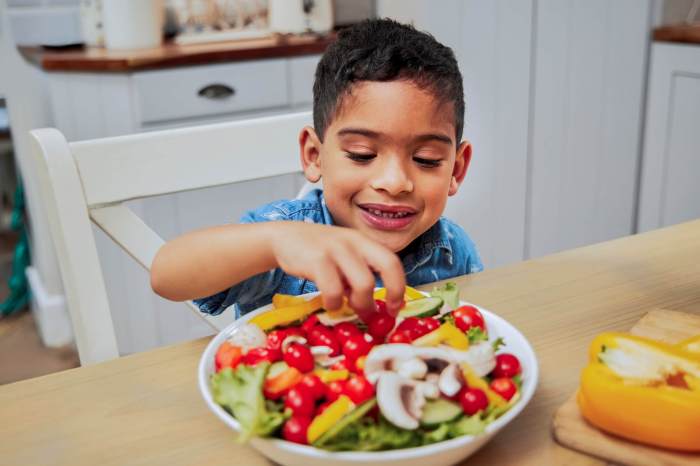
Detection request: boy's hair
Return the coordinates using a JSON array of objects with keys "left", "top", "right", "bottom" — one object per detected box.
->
[{"left": 313, "top": 18, "right": 465, "bottom": 142}]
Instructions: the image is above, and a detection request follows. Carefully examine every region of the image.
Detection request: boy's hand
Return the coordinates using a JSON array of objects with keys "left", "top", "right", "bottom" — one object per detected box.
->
[{"left": 269, "top": 222, "right": 405, "bottom": 320}]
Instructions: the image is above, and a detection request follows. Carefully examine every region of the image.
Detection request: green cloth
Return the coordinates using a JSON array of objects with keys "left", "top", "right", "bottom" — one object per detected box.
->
[{"left": 0, "top": 182, "right": 30, "bottom": 316}]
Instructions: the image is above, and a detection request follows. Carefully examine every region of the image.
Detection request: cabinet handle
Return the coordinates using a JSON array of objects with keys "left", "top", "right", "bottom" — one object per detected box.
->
[{"left": 197, "top": 84, "right": 235, "bottom": 100}]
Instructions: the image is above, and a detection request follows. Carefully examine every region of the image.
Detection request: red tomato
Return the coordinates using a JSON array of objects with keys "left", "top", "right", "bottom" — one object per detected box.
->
[
  {"left": 393, "top": 317, "right": 437, "bottom": 341},
  {"left": 284, "top": 385, "right": 316, "bottom": 418},
  {"left": 492, "top": 353, "right": 521, "bottom": 378},
  {"left": 342, "top": 334, "right": 373, "bottom": 362},
  {"left": 285, "top": 327, "right": 305, "bottom": 339},
  {"left": 241, "top": 347, "right": 281, "bottom": 366},
  {"left": 325, "top": 380, "right": 346, "bottom": 402},
  {"left": 374, "top": 299, "right": 387, "bottom": 313},
  {"left": 343, "top": 375, "right": 375, "bottom": 404},
  {"left": 417, "top": 317, "right": 440, "bottom": 333},
  {"left": 282, "top": 416, "right": 311, "bottom": 444},
  {"left": 298, "top": 374, "right": 326, "bottom": 400},
  {"left": 301, "top": 314, "right": 319, "bottom": 335},
  {"left": 283, "top": 343, "right": 315, "bottom": 373},
  {"left": 308, "top": 326, "right": 341, "bottom": 355},
  {"left": 459, "top": 388, "right": 489, "bottom": 415},
  {"left": 490, "top": 377, "right": 517, "bottom": 401},
  {"left": 387, "top": 329, "right": 413, "bottom": 344},
  {"left": 452, "top": 305, "right": 486, "bottom": 332},
  {"left": 367, "top": 310, "right": 396, "bottom": 342},
  {"left": 333, "top": 322, "right": 362, "bottom": 344},
  {"left": 266, "top": 329, "right": 287, "bottom": 352},
  {"left": 330, "top": 358, "right": 354, "bottom": 373},
  {"left": 214, "top": 342, "right": 243, "bottom": 371}
]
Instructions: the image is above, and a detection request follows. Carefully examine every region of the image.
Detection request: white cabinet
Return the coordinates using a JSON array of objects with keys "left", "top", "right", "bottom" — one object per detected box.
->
[
  {"left": 638, "top": 42, "right": 700, "bottom": 232},
  {"left": 44, "top": 56, "right": 316, "bottom": 354}
]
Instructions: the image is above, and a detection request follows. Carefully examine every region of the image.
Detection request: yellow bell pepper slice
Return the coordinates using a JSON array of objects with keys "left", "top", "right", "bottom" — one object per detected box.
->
[
  {"left": 578, "top": 332, "right": 700, "bottom": 452},
  {"left": 461, "top": 363, "right": 507, "bottom": 408},
  {"left": 272, "top": 293, "right": 308, "bottom": 308},
  {"left": 412, "top": 323, "right": 470, "bottom": 350},
  {"left": 249, "top": 296, "right": 323, "bottom": 331},
  {"left": 373, "top": 286, "right": 424, "bottom": 302},
  {"left": 307, "top": 395, "right": 354, "bottom": 443},
  {"left": 313, "top": 368, "right": 350, "bottom": 383}
]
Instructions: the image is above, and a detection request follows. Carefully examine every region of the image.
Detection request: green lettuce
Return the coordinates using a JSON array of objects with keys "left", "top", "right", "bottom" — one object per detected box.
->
[
  {"left": 430, "top": 282, "right": 460, "bottom": 310},
  {"left": 211, "top": 363, "right": 286, "bottom": 442}
]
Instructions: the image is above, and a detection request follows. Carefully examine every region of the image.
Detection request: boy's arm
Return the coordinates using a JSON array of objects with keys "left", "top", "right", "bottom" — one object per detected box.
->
[{"left": 150, "top": 221, "right": 406, "bottom": 317}]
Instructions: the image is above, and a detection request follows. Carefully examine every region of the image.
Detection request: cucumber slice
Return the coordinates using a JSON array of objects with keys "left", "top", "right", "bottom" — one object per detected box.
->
[
  {"left": 266, "top": 361, "right": 289, "bottom": 379},
  {"left": 420, "top": 398, "right": 463, "bottom": 426},
  {"left": 399, "top": 297, "right": 443, "bottom": 318},
  {"left": 313, "top": 399, "right": 377, "bottom": 447}
]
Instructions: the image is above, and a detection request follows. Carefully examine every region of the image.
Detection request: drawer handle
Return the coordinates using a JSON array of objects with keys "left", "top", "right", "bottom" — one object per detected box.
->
[{"left": 197, "top": 84, "right": 235, "bottom": 100}]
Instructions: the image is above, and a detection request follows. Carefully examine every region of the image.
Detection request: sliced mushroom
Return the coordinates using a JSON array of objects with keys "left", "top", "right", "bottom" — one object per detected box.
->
[
  {"left": 281, "top": 335, "right": 307, "bottom": 352},
  {"left": 397, "top": 357, "right": 428, "bottom": 380},
  {"left": 438, "top": 363, "right": 463, "bottom": 397},
  {"left": 376, "top": 372, "right": 424, "bottom": 429},
  {"left": 447, "top": 342, "right": 496, "bottom": 376},
  {"left": 364, "top": 344, "right": 416, "bottom": 383},
  {"left": 411, "top": 379, "right": 440, "bottom": 399},
  {"left": 310, "top": 346, "right": 345, "bottom": 367},
  {"left": 228, "top": 323, "right": 267, "bottom": 351}
]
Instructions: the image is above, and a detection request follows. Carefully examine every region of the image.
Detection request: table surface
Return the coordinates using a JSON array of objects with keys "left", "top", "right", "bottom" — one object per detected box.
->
[{"left": 2, "top": 219, "right": 700, "bottom": 466}]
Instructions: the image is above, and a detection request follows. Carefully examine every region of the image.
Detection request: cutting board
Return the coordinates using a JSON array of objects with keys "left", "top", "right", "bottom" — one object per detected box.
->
[{"left": 552, "top": 309, "right": 700, "bottom": 466}]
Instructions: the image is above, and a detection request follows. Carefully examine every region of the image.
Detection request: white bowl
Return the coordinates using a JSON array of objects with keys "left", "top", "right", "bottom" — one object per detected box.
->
[{"left": 198, "top": 296, "right": 539, "bottom": 466}]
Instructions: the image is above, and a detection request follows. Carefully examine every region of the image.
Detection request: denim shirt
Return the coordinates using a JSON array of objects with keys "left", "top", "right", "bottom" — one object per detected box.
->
[{"left": 194, "top": 189, "right": 483, "bottom": 318}]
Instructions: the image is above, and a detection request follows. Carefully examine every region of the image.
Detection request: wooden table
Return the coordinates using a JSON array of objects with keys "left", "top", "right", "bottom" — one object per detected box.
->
[{"left": 2, "top": 220, "right": 700, "bottom": 465}]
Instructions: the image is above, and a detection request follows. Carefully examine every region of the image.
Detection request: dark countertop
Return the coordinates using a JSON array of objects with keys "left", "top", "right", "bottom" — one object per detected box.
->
[{"left": 19, "top": 33, "right": 335, "bottom": 73}]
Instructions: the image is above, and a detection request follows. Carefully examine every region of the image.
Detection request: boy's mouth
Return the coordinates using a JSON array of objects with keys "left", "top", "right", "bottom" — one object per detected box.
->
[{"left": 357, "top": 203, "right": 417, "bottom": 230}]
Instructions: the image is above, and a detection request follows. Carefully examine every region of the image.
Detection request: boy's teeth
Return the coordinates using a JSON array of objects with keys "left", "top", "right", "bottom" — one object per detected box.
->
[{"left": 368, "top": 208, "right": 409, "bottom": 219}]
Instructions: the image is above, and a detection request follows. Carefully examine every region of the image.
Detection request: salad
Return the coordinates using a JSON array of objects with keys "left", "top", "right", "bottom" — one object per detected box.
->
[{"left": 210, "top": 283, "right": 524, "bottom": 451}]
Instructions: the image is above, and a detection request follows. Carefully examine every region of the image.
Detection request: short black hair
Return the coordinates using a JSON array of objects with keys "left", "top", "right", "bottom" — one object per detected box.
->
[{"left": 313, "top": 18, "right": 465, "bottom": 143}]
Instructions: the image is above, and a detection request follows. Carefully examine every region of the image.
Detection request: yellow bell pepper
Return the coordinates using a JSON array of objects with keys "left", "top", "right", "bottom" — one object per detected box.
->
[
  {"left": 373, "top": 286, "right": 425, "bottom": 302},
  {"left": 272, "top": 293, "right": 308, "bottom": 308},
  {"left": 578, "top": 332, "right": 700, "bottom": 452},
  {"left": 307, "top": 395, "right": 354, "bottom": 443},
  {"left": 313, "top": 368, "right": 350, "bottom": 383},
  {"left": 249, "top": 296, "right": 323, "bottom": 331},
  {"left": 412, "top": 323, "right": 470, "bottom": 350},
  {"left": 461, "top": 363, "right": 507, "bottom": 408}
]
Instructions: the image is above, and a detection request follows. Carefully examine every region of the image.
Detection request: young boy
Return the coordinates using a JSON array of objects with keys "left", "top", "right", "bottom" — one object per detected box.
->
[{"left": 151, "top": 18, "right": 482, "bottom": 321}]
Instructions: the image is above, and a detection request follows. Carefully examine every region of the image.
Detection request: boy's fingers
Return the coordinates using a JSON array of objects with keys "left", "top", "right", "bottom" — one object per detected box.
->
[
  {"left": 313, "top": 261, "right": 344, "bottom": 311},
  {"left": 367, "top": 249, "right": 405, "bottom": 316},
  {"left": 334, "top": 248, "right": 377, "bottom": 318}
]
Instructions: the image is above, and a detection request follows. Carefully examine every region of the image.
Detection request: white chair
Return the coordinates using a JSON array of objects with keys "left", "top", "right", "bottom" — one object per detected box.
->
[{"left": 30, "top": 112, "right": 311, "bottom": 365}]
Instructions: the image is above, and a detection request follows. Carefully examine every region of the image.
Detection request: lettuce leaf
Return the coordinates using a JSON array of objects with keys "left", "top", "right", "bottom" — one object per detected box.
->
[
  {"left": 430, "top": 282, "right": 460, "bottom": 310},
  {"left": 211, "top": 363, "right": 286, "bottom": 442}
]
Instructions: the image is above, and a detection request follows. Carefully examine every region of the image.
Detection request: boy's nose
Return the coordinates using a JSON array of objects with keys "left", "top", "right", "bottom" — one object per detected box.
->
[{"left": 370, "top": 158, "right": 414, "bottom": 195}]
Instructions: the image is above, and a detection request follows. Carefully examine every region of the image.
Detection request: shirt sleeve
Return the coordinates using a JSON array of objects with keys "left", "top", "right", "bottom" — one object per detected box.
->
[{"left": 192, "top": 205, "right": 287, "bottom": 317}]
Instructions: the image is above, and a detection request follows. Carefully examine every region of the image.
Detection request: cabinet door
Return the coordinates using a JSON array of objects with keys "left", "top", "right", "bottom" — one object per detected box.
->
[{"left": 638, "top": 43, "right": 700, "bottom": 232}]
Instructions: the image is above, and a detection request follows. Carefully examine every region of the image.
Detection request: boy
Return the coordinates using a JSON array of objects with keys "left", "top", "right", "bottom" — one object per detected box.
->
[{"left": 151, "top": 18, "right": 482, "bottom": 321}]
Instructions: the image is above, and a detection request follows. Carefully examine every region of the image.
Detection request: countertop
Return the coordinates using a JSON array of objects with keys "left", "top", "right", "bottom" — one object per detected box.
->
[
  {"left": 2, "top": 219, "right": 700, "bottom": 465},
  {"left": 19, "top": 33, "right": 335, "bottom": 73},
  {"left": 653, "top": 23, "right": 700, "bottom": 45}
]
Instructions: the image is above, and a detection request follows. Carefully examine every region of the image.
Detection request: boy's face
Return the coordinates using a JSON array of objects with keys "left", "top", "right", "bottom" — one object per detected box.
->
[{"left": 300, "top": 80, "right": 471, "bottom": 253}]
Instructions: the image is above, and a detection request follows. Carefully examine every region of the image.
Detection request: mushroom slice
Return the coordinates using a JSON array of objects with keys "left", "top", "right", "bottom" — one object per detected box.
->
[
  {"left": 447, "top": 342, "right": 496, "bottom": 377},
  {"left": 364, "top": 344, "right": 415, "bottom": 383},
  {"left": 438, "top": 363, "right": 463, "bottom": 397},
  {"left": 281, "top": 335, "right": 308, "bottom": 352},
  {"left": 228, "top": 323, "right": 267, "bottom": 351},
  {"left": 376, "top": 372, "right": 423, "bottom": 430},
  {"left": 397, "top": 358, "right": 428, "bottom": 380}
]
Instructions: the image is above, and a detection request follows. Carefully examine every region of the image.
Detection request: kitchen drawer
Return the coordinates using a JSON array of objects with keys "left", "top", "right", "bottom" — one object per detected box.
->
[
  {"left": 133, "top": 59, "right": 289, "bottom": 124},
  {"left": 289, "top": 55, "right": 321, "bottom": 107}
]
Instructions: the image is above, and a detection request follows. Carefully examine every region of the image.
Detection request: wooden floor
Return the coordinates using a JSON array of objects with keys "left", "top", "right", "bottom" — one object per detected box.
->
[{"left": 0, "top": 232, "right": 79, "bottom": 384}]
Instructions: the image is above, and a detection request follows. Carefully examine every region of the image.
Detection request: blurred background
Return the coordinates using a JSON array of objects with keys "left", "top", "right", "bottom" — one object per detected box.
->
[{"left": 0, "top": 0, "right": 698, "bottom": 382}]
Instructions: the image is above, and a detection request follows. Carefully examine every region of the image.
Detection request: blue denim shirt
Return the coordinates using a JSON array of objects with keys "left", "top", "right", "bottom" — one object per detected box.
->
[{"left": 194, "top": 189, "right": 483, "bottom": 318}]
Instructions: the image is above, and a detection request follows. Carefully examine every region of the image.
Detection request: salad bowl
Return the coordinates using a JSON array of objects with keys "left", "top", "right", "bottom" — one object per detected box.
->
[{"left": 198, "top": 290, "right": 539, "bottom": 466}]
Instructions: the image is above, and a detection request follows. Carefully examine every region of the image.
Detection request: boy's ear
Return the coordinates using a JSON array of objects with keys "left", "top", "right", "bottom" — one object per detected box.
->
[
  {"left": 299, "top": 126, "right": 323, "bottom": 183},
  {"left": 449, "top": 140, "right": 472, "bottom": 196}
]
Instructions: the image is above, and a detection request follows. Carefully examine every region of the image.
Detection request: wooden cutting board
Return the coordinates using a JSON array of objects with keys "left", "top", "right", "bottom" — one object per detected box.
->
[{"left": 552, "top": 309, "right": 700, "bottom": 466}]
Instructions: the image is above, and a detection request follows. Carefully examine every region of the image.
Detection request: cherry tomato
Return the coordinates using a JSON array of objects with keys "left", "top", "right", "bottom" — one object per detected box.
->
[
  {"left": 393, "top": 317, "right": 436, "bottom": 341},
  {"left": 343, "top": 375, "right": 375, "bottom": 404},
  {"left": 342, "top": 334, "right": 373, "bottom": 362},
  {"left": 284, "top": 385, "right": 316, "bottom": 417},
  {"left": 283, "top": 343, "right": 315, "bottom": 373},
  {"left": 490, "top": 377, "right": 517, "bottom": 401},
  {"left": 215, "top": 342, "right": 243, "bottom": 371},
  {"left": 266, "top": 329, "right": 287, "bottom": 352},
  {"left": 330, "top": 358, "right": 354, "bottom": 373},
  {"left": 374, "top": 299, "right": 387, "bottom": 313},
  {"left": 298, "top": 374, "right": 326, "bottom": 400},
  {"left": 387, "top": 329, "right": 414, "bottom": 344},
  {"left": 417, "top": 317, "right": 440, "bottom": 333},
  {"left": 325, "top": 380, "right": 346, "bottom": 402},
  {"left": 241, "top": 347, "right": 281, "bottom": 366},
  {"left": 452, "top": 305, "right": 486, "bottom": 332},
  {"left": 308, "top": 326, "right": 341, "bottom": 355},
  {"left": 333, "top": 322, "right": 362, "bottom": 345},
  {"left": 492, "top": 353, "right": 521, "bottom": 378},
  {"left": 367, "top": 310, "right": 396, "bottom": 342},
  {"left": 282, "top": 416, "right": 311, "bottom": 444},
  {"left": 285, "top": 327, "right": 305, "bottom": 339},
  {"left": 301, "top": 314, "right": 319, "bottom": 335},
  {"left": 459, "top": 387, "right": 488, "bottom": 415}
]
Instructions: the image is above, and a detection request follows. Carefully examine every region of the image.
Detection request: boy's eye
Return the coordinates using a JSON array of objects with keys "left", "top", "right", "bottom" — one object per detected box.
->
[
  {"left": 345, "top": 152, "right": 376, "bottom": 163},
  {"left": 414, "top": 157, "right": 442, "bottom": 168}
]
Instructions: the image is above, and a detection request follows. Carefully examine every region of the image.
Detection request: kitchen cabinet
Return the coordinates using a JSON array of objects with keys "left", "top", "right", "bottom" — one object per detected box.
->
[
  {"left": 638, "top": 42, "right": 700, "bottom": 232},
  {"left": 36, "top": 50, "right": 321, "bottom": 355}
]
